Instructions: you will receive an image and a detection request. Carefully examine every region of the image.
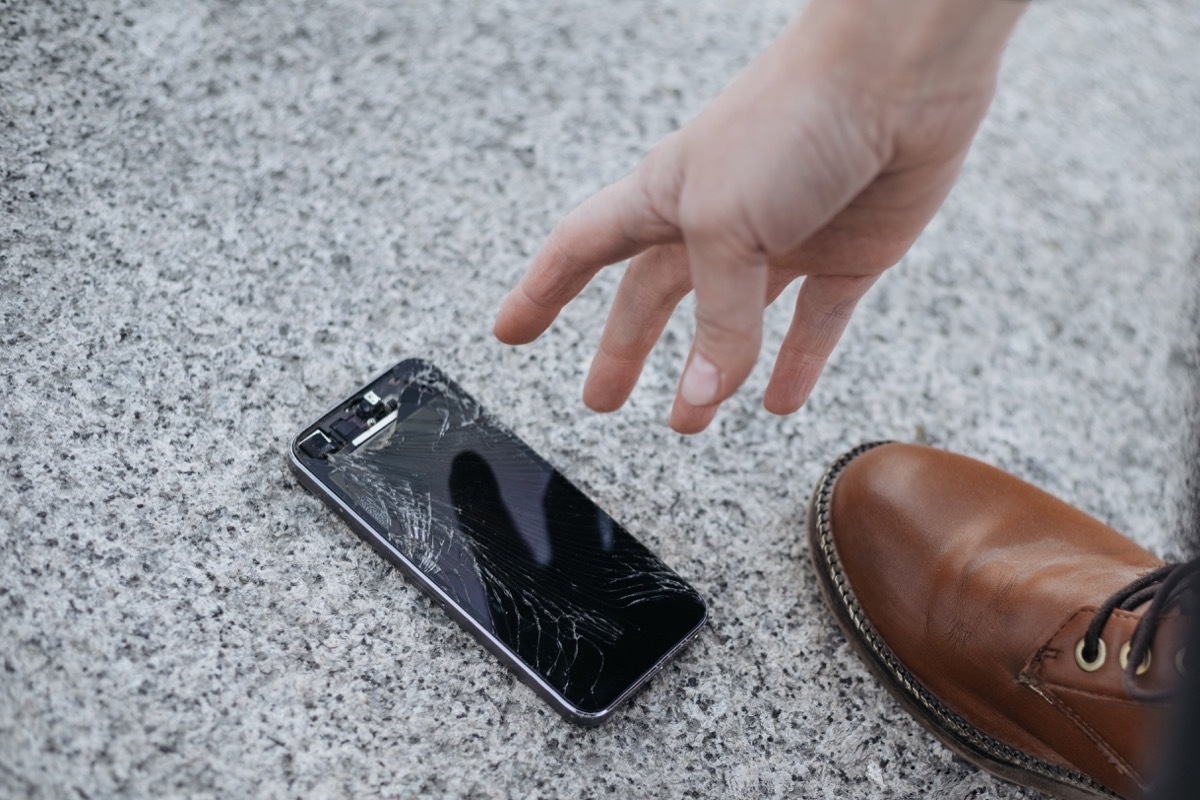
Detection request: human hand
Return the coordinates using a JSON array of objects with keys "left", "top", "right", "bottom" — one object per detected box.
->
[{"left": 495, "top": 0, "right": 1026, "bottom": 433}]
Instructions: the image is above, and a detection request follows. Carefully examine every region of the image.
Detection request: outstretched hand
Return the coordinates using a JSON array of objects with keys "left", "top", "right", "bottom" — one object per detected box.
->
[{"left": 495, "top": 0, "right": 1026, "bottom": 433}]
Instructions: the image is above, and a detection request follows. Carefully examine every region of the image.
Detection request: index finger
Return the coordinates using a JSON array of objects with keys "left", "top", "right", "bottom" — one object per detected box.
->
[{"left": 494, "top": 156, "right": 682, "bottom": 345}]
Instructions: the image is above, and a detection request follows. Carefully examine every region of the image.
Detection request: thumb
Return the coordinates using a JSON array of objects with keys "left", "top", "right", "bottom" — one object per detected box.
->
[{"left": 673, "top": 227, "right": 768, "bottom": 419}]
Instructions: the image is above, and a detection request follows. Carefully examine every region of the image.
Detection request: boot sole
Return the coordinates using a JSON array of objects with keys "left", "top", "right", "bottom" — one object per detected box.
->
[{"left": 806, "top": 442, "right": 1122, "bottom": 800}]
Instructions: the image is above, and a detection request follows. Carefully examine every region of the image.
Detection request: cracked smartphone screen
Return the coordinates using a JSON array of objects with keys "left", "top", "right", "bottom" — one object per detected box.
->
[{"left": 289, "top": 359, "right": 707, "bottom": 722}]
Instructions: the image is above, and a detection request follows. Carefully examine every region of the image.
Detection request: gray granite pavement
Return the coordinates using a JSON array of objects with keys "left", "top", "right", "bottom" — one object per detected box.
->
[{"left": 2, "top": 1, "right": 1198, "bottom": 797}]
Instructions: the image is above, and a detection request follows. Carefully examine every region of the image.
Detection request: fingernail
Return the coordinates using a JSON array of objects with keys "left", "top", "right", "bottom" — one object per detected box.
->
[{"left": 681, "top": 354, "right": 719, "bottom": 406}]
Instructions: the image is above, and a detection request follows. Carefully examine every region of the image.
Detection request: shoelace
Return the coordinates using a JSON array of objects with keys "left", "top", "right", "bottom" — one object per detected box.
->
[{"left": 1079, "top": 556, "right": 1199, "bottom": 700}]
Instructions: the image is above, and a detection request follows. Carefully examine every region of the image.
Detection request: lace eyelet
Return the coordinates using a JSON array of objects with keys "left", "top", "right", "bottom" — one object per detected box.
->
[
  {"left": 1075, "top": 637, "right": 1106, "bottom": 672},
  {"left": 1177, "top": 648, "right": 1187, "bottom": 676},
  {"left": 1118, "top": 641, "right": 1152, "bottom": 675}
]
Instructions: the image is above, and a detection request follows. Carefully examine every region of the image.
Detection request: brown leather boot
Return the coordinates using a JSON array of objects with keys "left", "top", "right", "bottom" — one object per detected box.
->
[{"left": 807, "top": 442, "right": 1194, "bottom": 800}]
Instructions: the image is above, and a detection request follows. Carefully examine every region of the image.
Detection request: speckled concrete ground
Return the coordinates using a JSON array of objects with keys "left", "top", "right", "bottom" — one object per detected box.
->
[{"left": 2, "top": 1, "right": 1198, "bottom": 798}]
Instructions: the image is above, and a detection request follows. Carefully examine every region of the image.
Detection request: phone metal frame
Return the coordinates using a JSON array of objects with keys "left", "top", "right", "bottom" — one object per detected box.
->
[{"left": 287, "top": 361, "right": 708, "bottom": 726}]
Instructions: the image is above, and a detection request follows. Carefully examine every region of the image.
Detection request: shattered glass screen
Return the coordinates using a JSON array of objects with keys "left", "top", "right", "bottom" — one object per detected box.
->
[{"left": 296, "top": 362, "right": 707, "bottom": 714}]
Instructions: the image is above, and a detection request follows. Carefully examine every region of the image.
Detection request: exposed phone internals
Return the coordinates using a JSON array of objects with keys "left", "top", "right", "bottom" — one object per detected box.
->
[{"left": 288, "top": 359, "right": 708, "bottom": 725}]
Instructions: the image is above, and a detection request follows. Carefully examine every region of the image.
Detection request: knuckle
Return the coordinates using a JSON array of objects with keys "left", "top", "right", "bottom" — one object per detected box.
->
[
  {"left": 677, "top": 199, "right": 726, "bottom": 237},
  {"left": 692, "top": 305, "right": 761, "bottom": 342},
  {"left": 517, "top": 280, "right": 561, "bottom": 314},
  {"left": 691, "top": 310, "right": 762, "bottom": 376},
  {"left": 628, "top": 269, "right": 689, "bottom": 315},
  {"left": 597, "top": 337, "right": 646, "bottom": 367},
  {"left": 632, "top": 144, "right": 683, "bottom": 233},
  {"left": 777, "top": 339, "right": 828, "bottom": 368},
  {"left": 543, "top": 225, "right": 588, "bottom": 279}
]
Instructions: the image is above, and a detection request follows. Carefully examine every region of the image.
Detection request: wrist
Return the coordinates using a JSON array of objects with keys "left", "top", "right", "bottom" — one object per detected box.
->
[{"left": 785, "top": 0, "right": 1028, "bottom": 102}]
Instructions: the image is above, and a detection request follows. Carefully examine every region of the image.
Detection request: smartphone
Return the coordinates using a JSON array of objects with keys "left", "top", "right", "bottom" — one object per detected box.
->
[{"left": 288, "top": 358, "right": 708, "bottom": 725}]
